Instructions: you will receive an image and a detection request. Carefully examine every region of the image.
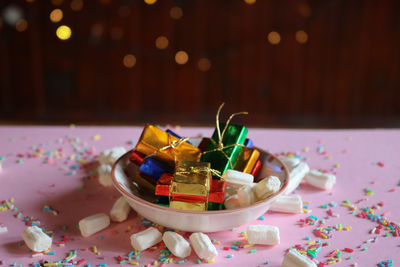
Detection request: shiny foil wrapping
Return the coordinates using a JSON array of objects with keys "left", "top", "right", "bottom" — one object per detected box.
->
[
  {"left": 135, "top": 124, "right": 202, "bottom": 165},
  {"left": 169, "top": 200, "right": 206, "bottom": 211},
  {"left": 171, "top": 161, "right": 211, "bottom": 198},
  {"left": 201, "top": 123, "right": 248, "bottom": 176},
  {"left": 234, "top": 147, "right": 260, "bottom": 174}
]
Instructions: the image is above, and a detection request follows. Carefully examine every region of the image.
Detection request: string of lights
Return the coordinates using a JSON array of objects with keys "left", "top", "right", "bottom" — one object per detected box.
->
[{"left": 0, "top": 0, "right": 338, "bottom": 71}]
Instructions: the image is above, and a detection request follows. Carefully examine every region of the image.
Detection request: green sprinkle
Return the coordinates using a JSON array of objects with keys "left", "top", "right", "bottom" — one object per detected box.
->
[
  {"left": 347, "top": 256, "right": 353, "bottom": 260},
  {"left": 77, "top": 185, "right": 84, "bottom": 190},
  {"left": 249, "top": 249, "right": 257, "bottom": 253},
  {"left": 135, "top": 256, "right": 140, "bottom": 260},
  {"left": 197, "top": 258, "right": 202, "bottom": 264},
  {"left": 362, "top": 247, "right": 368, "bottom": 251},
  {"left": 119, "top": 260, "right": 125, "bottom": 264},
  {"left": 177, "top": 260, "right": 185, "bottom": 264}
]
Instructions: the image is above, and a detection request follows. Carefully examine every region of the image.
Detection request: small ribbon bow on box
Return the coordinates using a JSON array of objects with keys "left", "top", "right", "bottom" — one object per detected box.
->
[{"left": 203, "top": 102, "right": 248, "bottom": 169}]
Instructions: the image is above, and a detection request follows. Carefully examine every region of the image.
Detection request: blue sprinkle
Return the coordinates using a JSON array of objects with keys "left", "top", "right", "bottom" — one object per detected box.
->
[
  {"left": 71, "top": 164, "right": 79, "bottom": 170},
  {"left": 128, "top": 140, "right": 135, "bottom": 145},
  {"left": 128, "top": 251, "right": 134, "bottom": 257},
  {"left": 98, "top": 234, "right": 103, "bottom": 240},
  {"left": 226, "top": 254, "right": 233, "bottom": 258},
  {"left": 258, "top": 216, "right": 265, "bottom": 220},
  {"left": 231, "top": 245, "right": 239, "bottom": 250},
  {"left": 304, "top": 205, "right": 309, "bottom": 209},
  {"left": 266, "top": 260, "right": 270, "bottom": 264},
  {"left": 47, "top": 251, "right": 56, "bottom": 255},
  {"left": 305, "top": 236, "right": 311, "bottom": 240}
]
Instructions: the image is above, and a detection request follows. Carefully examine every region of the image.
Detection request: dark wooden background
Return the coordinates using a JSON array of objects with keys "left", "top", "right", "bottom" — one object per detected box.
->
[{"left": 1, "top": 0, "right": 400, "bottom": 127}]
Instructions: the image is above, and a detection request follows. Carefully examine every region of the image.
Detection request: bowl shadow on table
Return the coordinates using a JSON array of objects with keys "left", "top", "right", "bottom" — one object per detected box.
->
[{"left": 34, "top": 160, "right": 140, "bottom": 253}]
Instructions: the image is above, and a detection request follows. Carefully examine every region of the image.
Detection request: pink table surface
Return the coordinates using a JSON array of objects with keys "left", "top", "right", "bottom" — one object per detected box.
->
[{"left": 0, "top": 126, "right": 399, "bottom": 267}]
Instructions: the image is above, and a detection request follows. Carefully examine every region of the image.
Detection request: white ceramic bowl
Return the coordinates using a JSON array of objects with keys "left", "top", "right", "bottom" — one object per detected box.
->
[{"left": 112, "top": 149, "right": 289, "bottom": 232}]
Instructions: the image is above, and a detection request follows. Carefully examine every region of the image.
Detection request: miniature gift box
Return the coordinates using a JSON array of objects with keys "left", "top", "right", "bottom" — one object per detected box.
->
[
  {"left": 201, "top": 123, "right": 248, "bottom": 177},
  {"left": 166, "top": 129, "right": 193, "bottom": 145},
  {"left": 155, "top": 175, "right": 227, "bottom": 210},
  {"left": 207, "top": 179, "right": 227, "bottom": 210},
  {"left": 251, "top": 160, "right": 263, "bottom": 181},
  {"left": 208, "top": 179, "right": 226, "bottom": 203},
  {"left": 234, "top": 147, "right": 260, "bottom": 174},
  {"left": 135, "top": 124, "right": 201, "bottom": 165},
  {"left": 169, "top": 200, "right": 206, "bottom": 211},
  {"left": 158, "top": 173, "right": 173, "bottom": 185},
  {"left": 170, "top": 161, "right": 212, "bottom": 199},
  {"left": 132, "top": 174, "right": 156, "bottom": 194},
  {"left": 244, "top": 138, "right": 253, "bottom": 148},
  {"left": 129, "top": 151, "right": 145, "bottom": 165},
  {"left": 138, "top": 157, "right": 173, "bottom": 182}
]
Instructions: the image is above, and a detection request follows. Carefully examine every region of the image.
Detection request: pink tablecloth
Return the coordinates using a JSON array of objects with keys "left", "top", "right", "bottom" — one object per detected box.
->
[{"left": 0, "top": 126, "right": 399, "bottom": 267}]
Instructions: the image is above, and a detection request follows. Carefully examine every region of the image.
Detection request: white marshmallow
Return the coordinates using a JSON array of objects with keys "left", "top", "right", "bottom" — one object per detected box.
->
[
  {"left": 279, "top": 156, "right": 301, "bottom": 171},
  {"left": 99, "top": 147, "right": 126, "bottom": 165},
  {"left": 110, "top": 196, "right": 131, "bottom": 222},
  {"left": 130, "top": 227, "right": 162, "bottom": 251},
  {"left": 269, "top": 195, "right": 303, "bottom": 214},
  {"left": 0, "top": 226, "right": 7, "bottom": 233},
  {"left": 225, "top": 186, "right": 238, "bottom": 199},
  {"left": 247, "top": 225, "right": 280, "bottom": 245},
  {"left": 253, "top": 176, "right": 281, "bottom": 200},
  {"left": 98, "top": 164, "right": 112, "bottom": 186},
  {"left": 79, "top": 213, "right": 110, "bottom": 237},
  {"left": 162, "top": 231, "right": 191, "bottom": 258},
  {"left": 284, "top": 162, "right": 310, "bottom": 195},
  {"left": 222, "top": 169, "right": 254, "bottom": 188},
  {"left": 305, "top": 170, "right": 336, "bottom": 190},
  {"left": 189, "top": 232, "right": 218, "bottom": 261},
  {"left": 224, "top": 194, "right": 241, "bottom": 210},
  {"left": 282, "top": 249, "right": 317, "bottom": 267},
  {"left": 22, "top": 226, "right": 52, "bottom": 252},
  {"left": 238, "top": 183, "right": 257, "bottom": 207}
]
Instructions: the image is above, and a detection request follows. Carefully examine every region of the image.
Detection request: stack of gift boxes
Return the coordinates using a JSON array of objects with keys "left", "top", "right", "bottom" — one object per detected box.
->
[{"left": 128, "top": 120, "right": 263, "bottom": 211}]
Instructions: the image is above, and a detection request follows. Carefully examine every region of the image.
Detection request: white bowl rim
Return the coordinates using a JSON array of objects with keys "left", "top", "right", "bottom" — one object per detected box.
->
[{"left": 111, "top": 148, "right": 289, "bottom": 215}]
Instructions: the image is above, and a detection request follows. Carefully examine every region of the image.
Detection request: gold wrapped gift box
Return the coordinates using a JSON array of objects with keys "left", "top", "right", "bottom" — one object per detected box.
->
[
  {"left": 234, "top": 147, "right": 260, "bottom": 173},
  {"left": 135, "top": 124, "right": 202, "bottom": 165}
]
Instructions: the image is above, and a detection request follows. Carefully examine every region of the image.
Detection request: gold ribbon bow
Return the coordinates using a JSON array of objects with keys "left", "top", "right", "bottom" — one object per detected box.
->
[
  {"left": 144, "top": 134, "right": 190, "bottom": 163},
  {"left": 175, "top": 165, "right": 222, "bottom": 179},
  {"left": 202, "top": 102, "right": 248, "bottom": 168}
]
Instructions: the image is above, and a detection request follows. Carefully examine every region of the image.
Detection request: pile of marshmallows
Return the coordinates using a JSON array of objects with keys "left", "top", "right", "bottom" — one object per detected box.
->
[
  {"left": 21, "top": 147, "right": 336, "bottom": 267},
  {"left": 223, "top": 155, "right": 336, "bottom": 213},
  {"left": 22, "top": 215, "right": 280, "bottom": 263}
]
